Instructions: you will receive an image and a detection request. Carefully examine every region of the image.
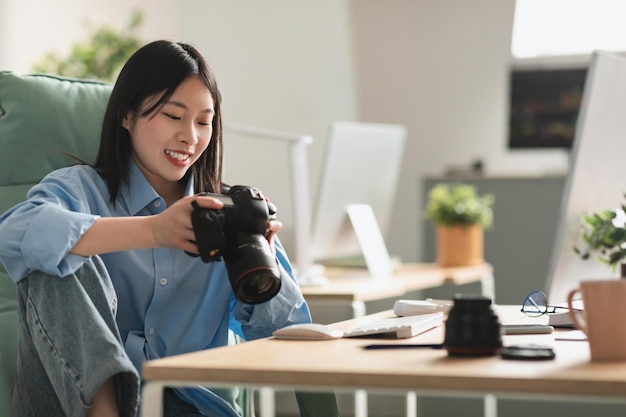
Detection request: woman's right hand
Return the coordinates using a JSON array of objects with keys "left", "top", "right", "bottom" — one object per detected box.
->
[{"left": 152, "top": 194, "right": 224, "bottom": 255}]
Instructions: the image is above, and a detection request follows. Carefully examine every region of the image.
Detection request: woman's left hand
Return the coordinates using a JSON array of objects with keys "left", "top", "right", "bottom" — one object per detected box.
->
[
  {"left": 264, "top": 195, "right": 281, "bottom": 255},
  {"left": 266, "top": 219, "right": 282, "bottom": 255}
]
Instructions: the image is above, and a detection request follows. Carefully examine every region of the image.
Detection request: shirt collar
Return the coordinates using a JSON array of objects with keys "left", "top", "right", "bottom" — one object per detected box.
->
[
  {"left": 184, "top": 172, "right": 195, "bottom": 197},
  {"left": 121, "top": 159, "right": 195, "bottom": 215}
]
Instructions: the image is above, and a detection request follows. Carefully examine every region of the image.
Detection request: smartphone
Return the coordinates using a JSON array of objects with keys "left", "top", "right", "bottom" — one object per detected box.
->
[
  {"left": 501, "top": 344, "right": 555, "bottom": 360},
  {"left": 501, "top": 324, "right": 554, "bottom": 335}
]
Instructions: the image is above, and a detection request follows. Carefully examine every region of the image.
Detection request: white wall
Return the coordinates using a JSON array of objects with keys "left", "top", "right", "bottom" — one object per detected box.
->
[
  {"left": 1, "top": 0, "right": 572, "bottom": 264},
  {"left": 352, "top": 0, "right": 560, "bottom": 261},
  {"left": 350, "top": 0, "right": 572, "bottom": 262}
]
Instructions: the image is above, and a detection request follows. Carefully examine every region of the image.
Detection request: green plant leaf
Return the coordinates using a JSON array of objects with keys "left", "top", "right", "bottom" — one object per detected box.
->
[{"left": 575, "top": 201, "right": 626, "bottom": 269}]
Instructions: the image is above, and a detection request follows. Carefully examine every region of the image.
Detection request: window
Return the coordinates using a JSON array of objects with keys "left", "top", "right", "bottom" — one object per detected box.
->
[{"left": 512, "top": 0, "right": 626, "bottom": 59}]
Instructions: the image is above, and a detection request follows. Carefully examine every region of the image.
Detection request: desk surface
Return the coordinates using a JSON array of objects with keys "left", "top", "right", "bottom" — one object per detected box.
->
[
  {"left": 300, "top": 262, "right": 493, "bottom": 302},
  {"left": 142, "top": 306, "right": 626, "bottom": 399}
]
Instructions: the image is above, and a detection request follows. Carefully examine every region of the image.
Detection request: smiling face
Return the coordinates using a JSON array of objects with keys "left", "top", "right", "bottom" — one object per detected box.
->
[{"left": 123, "top": 76, "right": 215, "bottom": 202}]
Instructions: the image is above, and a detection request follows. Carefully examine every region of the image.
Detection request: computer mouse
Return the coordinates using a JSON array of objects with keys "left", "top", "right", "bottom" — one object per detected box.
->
[
  {"left": 272, "top": 323, "right": 344, "bottom": 340},
  {"left": 393, "top": 299, "right": 452, "bottom": 316}
]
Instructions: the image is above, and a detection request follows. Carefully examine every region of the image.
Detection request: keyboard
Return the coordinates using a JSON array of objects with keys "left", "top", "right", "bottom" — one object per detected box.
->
[{"left": 343, "top": 312, "right": 444, "bottom": 339}]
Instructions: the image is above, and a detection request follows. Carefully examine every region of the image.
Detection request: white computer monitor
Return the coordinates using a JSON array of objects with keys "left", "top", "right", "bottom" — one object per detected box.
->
[
  {"left": 309, "top": 121, "right": 406, "bottom": 277},
  {"left": 546, "top": 50, "right": 626, "bottom": 303}
]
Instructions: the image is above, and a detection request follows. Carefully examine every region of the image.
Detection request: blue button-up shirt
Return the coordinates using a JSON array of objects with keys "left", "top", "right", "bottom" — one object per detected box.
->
[{"left": 0, "top": 160, "right": 311, "bottom": 416}]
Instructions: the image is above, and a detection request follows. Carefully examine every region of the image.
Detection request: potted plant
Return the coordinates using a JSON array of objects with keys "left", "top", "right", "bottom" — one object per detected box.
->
[
  {"left": 425, "top": 182, "right": 494, "bottom": 267},
  {"left": 573, "top": 197, "right": 626, "bottom": 277}
]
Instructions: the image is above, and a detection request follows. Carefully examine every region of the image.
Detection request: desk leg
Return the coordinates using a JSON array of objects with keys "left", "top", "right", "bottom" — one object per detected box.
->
[
  {"left": 406, "top": 391, "right": 417, "bottom": 417},
  {"left": 481, "top": 272, "right": 496, "bottom": 302},
  {"left": 141, "top": 381, "right": 165, "bottom": 417},
  {"left": 258, "top": 387, "right": 275, "bottom": 417},
  {"left": 351, "top": 300, "right": 367, "bottom": 318},
  {"left": 484, "top": 394, "right": 496, "bottom": 417},
  {"left": 355, "top": 389, "right": 368, "bottom": 417}
]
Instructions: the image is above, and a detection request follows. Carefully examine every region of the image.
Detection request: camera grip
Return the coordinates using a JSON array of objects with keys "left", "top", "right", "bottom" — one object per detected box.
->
[{"left": 190, "top": 201, "right": 226, "bottom": 263}]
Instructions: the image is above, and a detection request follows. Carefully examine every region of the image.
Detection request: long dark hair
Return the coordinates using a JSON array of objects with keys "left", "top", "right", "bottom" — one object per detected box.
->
[{"left": 94, "top": 40, "right": 223, "bottom": 203}]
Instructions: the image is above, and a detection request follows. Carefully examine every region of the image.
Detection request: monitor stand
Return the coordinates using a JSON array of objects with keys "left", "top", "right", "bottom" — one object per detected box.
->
[
  {"left": 345, "top": 204, "right": 394, "bottom": 279},
  {"left": 300, "top": 204, "right": 394, "bottom": 286}
]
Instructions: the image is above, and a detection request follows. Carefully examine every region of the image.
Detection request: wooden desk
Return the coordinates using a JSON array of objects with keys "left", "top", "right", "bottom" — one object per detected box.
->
[
  {"left": 301, "top": 262, "right": 494, "bottom": 317},
  {"left": 141, "top": 307, "right": 626, "bottom": 417},
  {"left": 298, "top": 262, "right": 494, "bottom": 417}
]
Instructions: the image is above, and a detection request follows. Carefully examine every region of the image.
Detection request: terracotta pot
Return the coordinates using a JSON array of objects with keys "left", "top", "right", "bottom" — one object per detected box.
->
[{"left": 436, "top": 224, "right": 484, "bottom": 267}]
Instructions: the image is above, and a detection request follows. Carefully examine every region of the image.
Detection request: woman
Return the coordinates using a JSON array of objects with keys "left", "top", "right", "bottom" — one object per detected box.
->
[{"left": 0, "top": 40, "right": 311, "bottom": 417}]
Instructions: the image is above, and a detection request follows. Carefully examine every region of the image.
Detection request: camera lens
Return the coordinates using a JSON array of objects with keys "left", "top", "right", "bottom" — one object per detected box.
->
[
  {"left": 243, "top": 274, "right": 275, "bottom": 294},
  {"left": 236, "top": 271, "right": 282, "bottom": 304},
  {"left": 225, "top": 233, "right": 282, "bottom": 304},
  {"left": 444, "top": 294, "right": 502, "bottom": 356}
]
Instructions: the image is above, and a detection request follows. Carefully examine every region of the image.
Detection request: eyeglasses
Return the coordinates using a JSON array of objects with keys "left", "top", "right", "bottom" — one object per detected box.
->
[{"left": 520, "top": 290, "right": 583, "bottom": 317}]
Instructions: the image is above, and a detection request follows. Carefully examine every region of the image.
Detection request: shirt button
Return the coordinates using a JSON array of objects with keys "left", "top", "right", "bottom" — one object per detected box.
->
[
  {"left": 149, "top": 328, "right": 155, "bottom": 336},
  {"left": 160, "top": 277, "right": 168, "bottom": 286},
  {"left": 154, "top": 200, "right": 162, "bottom": 208}
]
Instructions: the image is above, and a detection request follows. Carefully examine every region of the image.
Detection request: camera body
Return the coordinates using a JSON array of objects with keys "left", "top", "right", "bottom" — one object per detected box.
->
[{"left": 190, "top": 185, "right": 281, "bottom": 304}]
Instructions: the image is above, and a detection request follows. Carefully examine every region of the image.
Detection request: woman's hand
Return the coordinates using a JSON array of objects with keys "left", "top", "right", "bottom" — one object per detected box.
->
[
  {"left": 153, "top": 192, "right": 281, "bottom": 257},
  {"left": 266, "top": 219, "right": 283, "bottom": 255},
  {"left": 153, "top": 194, "right": 224, "bottom": 255},
  {"left": 262, "top": 195, "right": 282, "bottom": 255}
]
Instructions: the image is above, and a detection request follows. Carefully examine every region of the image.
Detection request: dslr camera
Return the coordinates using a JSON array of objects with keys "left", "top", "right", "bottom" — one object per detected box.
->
[{"left": 189, "top": 185, "right": 282, "bottom": 304}]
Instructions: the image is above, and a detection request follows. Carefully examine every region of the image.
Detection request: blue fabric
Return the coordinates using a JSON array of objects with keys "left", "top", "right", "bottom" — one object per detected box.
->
[{"left": 0, "top": 158, "right": 312, "bottom": 416}]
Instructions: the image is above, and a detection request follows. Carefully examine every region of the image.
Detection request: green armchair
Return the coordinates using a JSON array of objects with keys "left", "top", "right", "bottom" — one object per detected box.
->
[{"left": 0, "top": 71, "right": 112, "bottom": 416}]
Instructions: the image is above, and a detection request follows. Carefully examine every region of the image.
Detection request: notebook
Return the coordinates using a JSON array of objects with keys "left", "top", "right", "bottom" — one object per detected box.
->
[{"left": 547, "top": 299, "right": 584, "bottom": 328}]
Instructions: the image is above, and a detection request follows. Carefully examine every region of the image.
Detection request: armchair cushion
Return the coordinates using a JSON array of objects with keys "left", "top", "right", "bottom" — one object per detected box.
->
[{"left": 0, "top": 72, "right": 112, "bottom": 186}]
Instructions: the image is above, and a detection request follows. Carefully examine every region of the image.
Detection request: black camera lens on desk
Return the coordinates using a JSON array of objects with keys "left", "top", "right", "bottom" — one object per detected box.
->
[{"left": 444, "top": 294, "right": 502, "bottom": 356}]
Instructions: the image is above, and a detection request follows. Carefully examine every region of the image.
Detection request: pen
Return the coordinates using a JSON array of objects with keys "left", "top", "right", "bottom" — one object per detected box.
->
[{"left": 364, "top": 344, "right": 444, "bottom": 350}]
